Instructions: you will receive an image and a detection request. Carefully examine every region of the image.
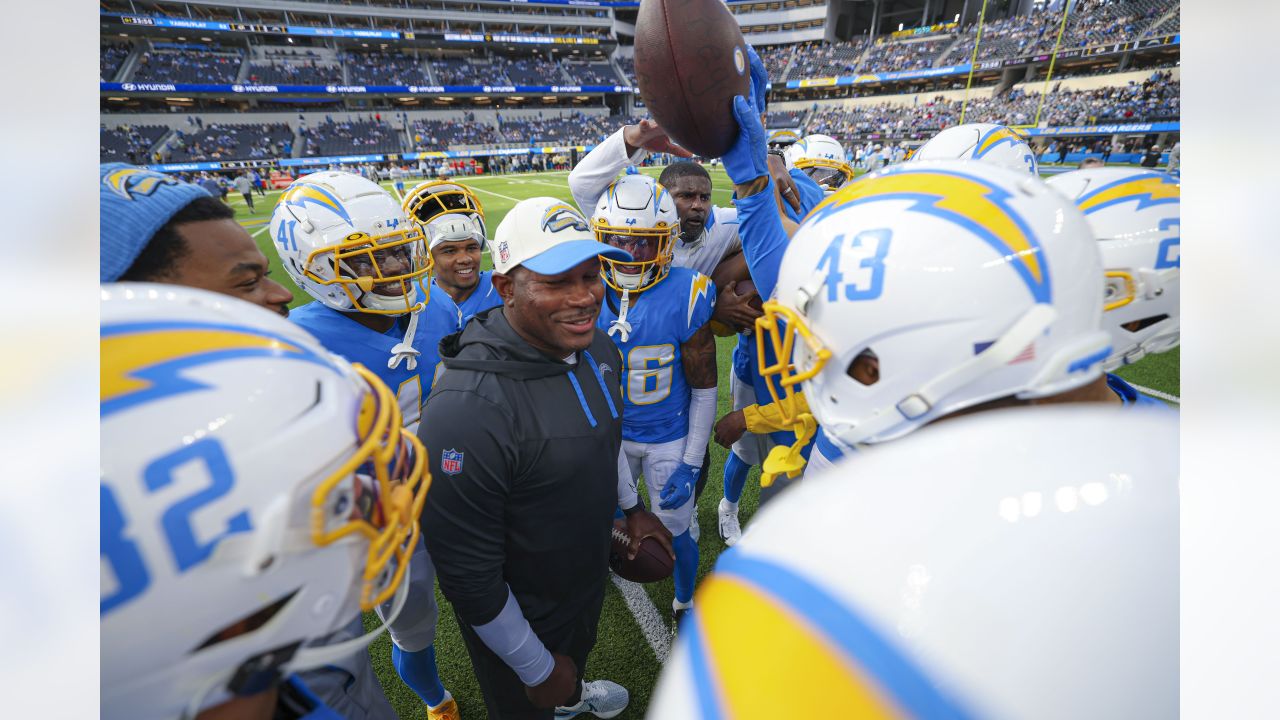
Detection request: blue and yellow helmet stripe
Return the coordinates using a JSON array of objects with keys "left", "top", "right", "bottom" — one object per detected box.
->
[
  {"left": 1074, "top": 172, "right": 1180, "bottom": 216},
  {"left": 280, "top": 182, "right": 355, "bottom": 227},
  {"left": 805, "top": 167, "right": 1051, "bottom": 304},
  {"left": 683, "top": 551, "right": 976, "bottom": 719},
  {"left": 101, "top": 320, "right": 339, "bottom": 418}
]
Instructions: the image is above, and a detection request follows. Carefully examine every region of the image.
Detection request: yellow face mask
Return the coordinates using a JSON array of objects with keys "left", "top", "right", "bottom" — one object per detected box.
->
[
  {"left": 402, "top": 180, "right": 486, "bottom": 231},
  {"left": 310, "top": 363, "right": 431, "bottom": 610},
  {"left": 795, "top": 157, "right": 856, "bottom": 191},
  {"left": 304, "top": 226, "right": 433, "bottom": 315},
  {"left": 595, "top": 221, "right": 676, "bottom": 293},
  {"left": 1103, "top": 270, "right": 1137, "bottom": 311},
  {"left": 755, "top": 300, "right": 834, "bottom": 428}
]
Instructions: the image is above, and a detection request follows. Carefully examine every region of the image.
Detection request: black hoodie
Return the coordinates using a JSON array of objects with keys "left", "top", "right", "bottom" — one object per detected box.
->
[{"left": 418, "top": 306, "right": 625, "bottom": 636}]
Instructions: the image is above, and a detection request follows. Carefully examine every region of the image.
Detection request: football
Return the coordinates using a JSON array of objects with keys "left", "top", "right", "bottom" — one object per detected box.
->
[
  {"left": 634, "top": 0, "right": 752, "bottom": 158},
  {"left": 734, "top": 277, "right": 764, "bottom": 312},
  {"left": 609, "top": 519, "right": 674, "bottom": 583}
]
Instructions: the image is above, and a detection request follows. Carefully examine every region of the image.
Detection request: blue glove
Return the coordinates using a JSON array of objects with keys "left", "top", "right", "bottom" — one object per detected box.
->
[
  {"left": 659, "top": 463, "right": 699, "bottom": 510},
  {"left": 721, "top": 95, "right": 770, "bottom": 184},
  {"left": 745, "top": 44, "right": 768, "bottom": 116}
]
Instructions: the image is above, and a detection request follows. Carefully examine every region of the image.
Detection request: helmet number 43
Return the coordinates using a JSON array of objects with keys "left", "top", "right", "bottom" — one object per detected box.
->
[{"left": 816, "top": 229, "right": 892, "bottom": 303}]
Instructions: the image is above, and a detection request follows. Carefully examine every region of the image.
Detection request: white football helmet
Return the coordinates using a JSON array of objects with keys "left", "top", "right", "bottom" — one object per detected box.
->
[
  {"left": 101, "top": 283, "right": 429, "bottom": 720},
  {"left": 592, "top": 173, "right": 678, "bottom": 293},
  {"left": 767, "top": 128, "right": 802, "bottom": 151},
  {"left": 785, "top": 133, "right": 855, "bottom": 191},
  {"left": 271, "top": 170, "right": 429, "bottom": 315},
  {"left": 755, "top": 160, "right": 1111, "bottom": 450},
  {"left": 911, "top": 122, "right": 1039, "bottom": 176},
  {"left": 402, "top": 179, "right": 487, "bottom": 243},
  {"left": 651, "top": 405, "right": 1178, "bottom": 719},
  {"left": 1046, "top": 168, "right": 1180, "bottom": 370}
]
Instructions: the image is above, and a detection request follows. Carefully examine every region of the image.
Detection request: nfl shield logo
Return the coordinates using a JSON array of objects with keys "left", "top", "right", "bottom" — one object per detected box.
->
[
  {"left": 441, "top": 449, "right": 464, "bottom": 475},
  {"left": 497, "top": 241, "right": 510, "bottom": 265}
]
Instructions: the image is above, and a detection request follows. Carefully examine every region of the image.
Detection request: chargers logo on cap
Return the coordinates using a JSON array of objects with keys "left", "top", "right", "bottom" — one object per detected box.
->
[
  {"left": 103, "top": 167, "right": 179, "bottom": 201},
  {"left": 541, "top": 203, "right": 590, "bottom": 234}
]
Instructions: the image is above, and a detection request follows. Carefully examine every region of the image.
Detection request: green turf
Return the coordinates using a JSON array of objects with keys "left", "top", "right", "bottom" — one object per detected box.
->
[{"left": 236, "top": 166, "right": 1179, "bottom": 718}]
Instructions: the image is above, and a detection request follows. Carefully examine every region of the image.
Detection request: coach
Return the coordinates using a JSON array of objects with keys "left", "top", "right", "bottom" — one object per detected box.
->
[{"left": 419, "top": 197, "right": 672, "bottom": 719}]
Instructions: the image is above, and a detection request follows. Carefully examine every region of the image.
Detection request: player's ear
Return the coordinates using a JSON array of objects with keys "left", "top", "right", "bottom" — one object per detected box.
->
[{"left": 492, "top": 271, "right": 516, "bottom": 305}]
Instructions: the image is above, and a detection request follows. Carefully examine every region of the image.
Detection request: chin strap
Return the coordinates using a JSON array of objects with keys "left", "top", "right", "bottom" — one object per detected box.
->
[
  {"left": 761, "top": 412, "right": 817, "bottom": 487},
  {"left": 389, "top": 307, "right": 422, "bottom": 371},
  {"left": 607, "top": 289, "right": 632, "bottom": 343}
]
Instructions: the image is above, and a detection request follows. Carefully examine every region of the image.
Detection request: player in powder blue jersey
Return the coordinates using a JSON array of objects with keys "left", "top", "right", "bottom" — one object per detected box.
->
[
  {"left": 405, "top": 180, "right": 503, "bottom": 331},
  {"left": 591, "top": 174, "right": 718, "bottom": 630},
  {"left": 271, "top": 171, "right": 460, "bottom": 720}
]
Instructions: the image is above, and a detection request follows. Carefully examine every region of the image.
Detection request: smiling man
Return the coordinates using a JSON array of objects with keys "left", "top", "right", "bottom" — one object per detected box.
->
[
  {"left": 100, "top": 163, "right": 293, "bottom": 316},
  {"left": 419, "top": 197, "right": 672, "bottom": 720}
]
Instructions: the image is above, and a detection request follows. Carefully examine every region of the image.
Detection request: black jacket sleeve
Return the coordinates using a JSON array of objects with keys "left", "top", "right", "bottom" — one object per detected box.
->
[{"left": 417, "top": 387, "right": 518, "bottom": 627}]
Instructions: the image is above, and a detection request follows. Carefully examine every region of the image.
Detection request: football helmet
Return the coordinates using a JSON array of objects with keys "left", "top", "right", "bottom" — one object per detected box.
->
[
  {"left": 402, "top": 179, "right": 487, "bottom": 242},
  {"left": 767, "top": 128, "right": 802, "bottom": 151},
  {"left": 911, "top": 122, "right": 1039, "bottom": 176},
  {"left": 755, "top": 160, "right": 1111, "bottom": 450},
  {"left": 101, "top": 283, "right": 429, "bottom": 720},
  {"left": 651, "top": 405, "right": 1178, "bottom": 719},
  {"left": 1046, "top": 168, "right": 1180, "bottom": 370},
  {"left": 592, "top": 173, "right": 678, "bottom": 293},
  {"left": 785, "top": 134, "right": 855, "bottom": 191},
  {"left": 271, "top": 170, "right": 429, "bottom": 315}
]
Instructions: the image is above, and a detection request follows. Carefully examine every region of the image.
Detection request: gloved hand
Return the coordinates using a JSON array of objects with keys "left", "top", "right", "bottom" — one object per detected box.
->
[
  {"left": 659, "top": 462, "right": 699, "bottom": 509},
  {"left": 721, "top": 95, "right": 770, "bottom": 185},
  {"left": 745, "top": 44, "right": 768, "bottom": 116}
]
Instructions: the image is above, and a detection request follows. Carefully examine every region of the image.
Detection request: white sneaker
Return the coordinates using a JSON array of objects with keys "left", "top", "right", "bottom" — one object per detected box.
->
[
  {"left": 689, "top": 512, "right": 700, "bottom": 542},
  {"left": 554, "top": 680, "right": 629, "bottom": 719},
  {"left": 718, "top": 498, "right": 742, "bottom": 546}
]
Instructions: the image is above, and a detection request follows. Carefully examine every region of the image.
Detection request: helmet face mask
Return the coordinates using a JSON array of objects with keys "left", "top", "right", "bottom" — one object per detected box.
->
[
  {"left": 787, "top": 134, "right": 854, "bottom": 192},
  {"left": 272, "top": 171, "right": 431, "bottom": 315},
  {"left": 592, "top": 175, "right": 679, "bottom": 293},
  {"left": 100, "top": 283, "right": 431, "bottom": 720},
  {"left": 756, "top": 160, "right": 1111, "bottom": 449},
  {"left": 403, "top": 180, "right": 487, "bottom": 242}
]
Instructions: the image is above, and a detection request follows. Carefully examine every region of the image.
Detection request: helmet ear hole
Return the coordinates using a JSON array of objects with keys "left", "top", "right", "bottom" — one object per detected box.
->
[{"left": 846, "top": 349, "right": 880, "bottom": 386}]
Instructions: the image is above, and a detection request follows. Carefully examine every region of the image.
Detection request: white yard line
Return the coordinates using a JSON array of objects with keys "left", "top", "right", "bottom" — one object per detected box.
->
[
  {"left": 467, "top": 185, "right": 524, "bottom": 203},
  {"left": 251, "top": 225, "right": 271, "bottom": 238},
  {"left": 610, "top": 573, "right": 672, "bottom": 663},
  {"left": 1132, "top": 384, "right": 1180, "bottom": 405}
]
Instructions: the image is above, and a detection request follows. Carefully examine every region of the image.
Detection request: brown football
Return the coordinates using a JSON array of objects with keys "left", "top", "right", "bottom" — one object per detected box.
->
[
  {"left": 609, "top": 520, "right": 674, "bottom": 584},
  {"left": 634, "top": 0, "right": 752, "bottom": 158}
]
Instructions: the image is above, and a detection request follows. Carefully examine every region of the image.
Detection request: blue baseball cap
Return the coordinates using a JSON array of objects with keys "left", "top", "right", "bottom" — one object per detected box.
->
[
  {"left": 491, "top": 197, "right": 630, "bottom": 275},
  {"left": 100, "top": 163, "right": 218, "bottom": 282}
]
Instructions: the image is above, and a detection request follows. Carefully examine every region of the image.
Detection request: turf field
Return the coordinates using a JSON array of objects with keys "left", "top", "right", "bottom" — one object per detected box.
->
[{"left": 230, "top": 165, "right": 1179, "bottom": 718}]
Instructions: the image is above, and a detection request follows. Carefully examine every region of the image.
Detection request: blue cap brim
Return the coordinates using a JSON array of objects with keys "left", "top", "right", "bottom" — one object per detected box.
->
[{"left": 521, "top": 240, "right": 632, "bottom": 275}]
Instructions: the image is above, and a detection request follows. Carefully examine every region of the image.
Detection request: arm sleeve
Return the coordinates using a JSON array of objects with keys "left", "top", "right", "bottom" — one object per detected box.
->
[
  {"left": 471, "top": 588, "right": 555, "bottom": 686},
  {"left": 735, "top": 176, "right": 791, "bottom": 299},
  {"left": 742, "top": 391, "right": 812, "bottom": 434},
  {"left": 568, "top": 126, "right": 647, "bottom": 216},
  {"left": 681, "top": 387, "right": 718, "bottom": 467},
  {"left": 417, "top": 389, "right": 519, "bottom": 627}
]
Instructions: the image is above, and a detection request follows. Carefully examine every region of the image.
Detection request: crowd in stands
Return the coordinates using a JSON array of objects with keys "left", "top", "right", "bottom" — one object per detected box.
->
[
  {"left": 431, "top": 57, "right": 490, "bottom": 85},
  {"left": 167, "top": 123, "right": 294, "bottom": 162},
  {"left": 246, "top": 61, "right": 343, "bottom": 86},
  {"left": 343, "top": 51, "right": 430, "bottom": 85},
  {"left": 615, "top": 56, "right": 635, "bottom": 84},
  {"left": 302, "top": 118, "right": 402, "bottom": 156},
  {"left": 131, "top": 49, "right": 243, "bottom": 84},
  {"left": 766, "top": 110, "right": 806, "bottom": 128},
  {"left": 860, "top": 37, "right": 951, "bottom": 73},
  {"left": 497, "top": 112, "right": 638, "bottom": 146},
  {"left": 785, "top": 39, "right": 870, "bottom": 80},
  {"left": 101, "top": 43, "right": 131, "bottom": 82},
  {"left": 412, "top": 115, "right": 501, "bottom": 149},
  {"left": 100, "top": 124, "right": 167, "bottom": 164},
  {"left": 757, "top": 44, "right": 795, "bottom": 79},
  {"left": 561, "top": 62, "right": 619, "bottom": 85},
  {"left": 495, "top": 56, "right": 563, "bottom": 85},
  {"left": 944, "top": 0, "right": 1178, "bottom": 64},
  {"left": 804, "top": 72, "right": 1178, "bottom": 142}
]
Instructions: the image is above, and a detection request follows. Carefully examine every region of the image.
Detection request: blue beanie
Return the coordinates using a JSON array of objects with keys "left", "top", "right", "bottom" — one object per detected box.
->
[{"left": 100, "top": 163, "right": 217, "bottom": 282}]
